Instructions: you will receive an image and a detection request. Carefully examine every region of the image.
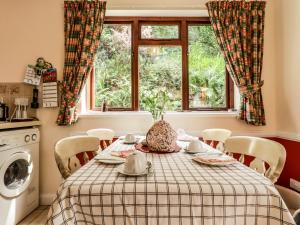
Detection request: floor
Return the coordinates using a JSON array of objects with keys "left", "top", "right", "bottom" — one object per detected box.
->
[{"left": 18, "top": 206, "right": 49, "bottom": 225}]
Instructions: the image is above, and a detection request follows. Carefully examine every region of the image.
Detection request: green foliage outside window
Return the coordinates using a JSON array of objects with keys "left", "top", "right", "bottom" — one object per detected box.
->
[
  {"left": 188, "top": 25, "right": 226, "bottom": 108},
  {"left": 93, "top": 23, "right": 226, "bottom": 115},
  {"left": 94, "top": 24, "right": 132, "bottom": 108},
  {"left": 139, "top": 46, "right": 182, "bottom": 117}
]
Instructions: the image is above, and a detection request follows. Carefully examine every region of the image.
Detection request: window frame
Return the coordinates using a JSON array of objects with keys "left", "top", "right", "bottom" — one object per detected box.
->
[
  {"left": 89, "top": 17, "right": 234, "bottom": 111},
  {"left": 139, "top": 21, "right": 181, "bottom": 40}
]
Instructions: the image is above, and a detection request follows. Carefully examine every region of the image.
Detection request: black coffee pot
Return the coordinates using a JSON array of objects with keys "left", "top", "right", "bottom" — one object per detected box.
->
[{"left": 0, "top": 99, "right": 9, "bottom": 121}]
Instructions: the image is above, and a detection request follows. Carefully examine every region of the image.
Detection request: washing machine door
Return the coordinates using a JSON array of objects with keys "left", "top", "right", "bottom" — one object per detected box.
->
[{"left": 0, "top": 151, "right": 33, "bottom": 198}]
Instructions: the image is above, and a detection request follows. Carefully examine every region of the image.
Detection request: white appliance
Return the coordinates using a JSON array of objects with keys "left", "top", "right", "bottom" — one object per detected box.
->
[{"left": 0, "top": 128, "right": 39, "bottom": 225}]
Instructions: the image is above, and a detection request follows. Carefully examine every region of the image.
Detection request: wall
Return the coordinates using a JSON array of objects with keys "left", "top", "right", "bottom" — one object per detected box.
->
[
  {"left": 272, "top": 0, "right": 300, "bottom": 192},
  {"left": 0, "top": 0, "right": 282, "bottom": 204},
  {"left": 276, "top": 0, "right": 300, "bottom": 137},
  {"left": 107, "top": 0, "right": 208, "bottom": 9}
]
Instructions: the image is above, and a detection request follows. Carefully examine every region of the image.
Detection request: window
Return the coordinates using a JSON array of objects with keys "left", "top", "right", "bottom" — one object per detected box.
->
[
  {"left": 139, "top": 46, "right": 182, "bottom": 111},
  {"left": 188, "top": 24, "right": 226, "bottom": 109},
  {"left": 93, "top": 23, "right": 132, "bottom": 109},
  {"left": 91, "top": 17, "right": 234, "bottom": 111},
  {"left": 140, "top": 24, "right": 179, "bottom": 39}
]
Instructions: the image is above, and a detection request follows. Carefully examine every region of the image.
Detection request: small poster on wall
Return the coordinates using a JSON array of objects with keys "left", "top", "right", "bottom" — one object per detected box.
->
[
  {"left": 24, "top": 57, "right": 52, "bottom": 86},
  {"left": 42, "top": 68, "right": 58, "bottom": 108},
  {"left": 23, "top": 57, "right": 59, "bottom": 108},
  {"left": 24, "top": 66, "right": 41, "bottom": 85}
]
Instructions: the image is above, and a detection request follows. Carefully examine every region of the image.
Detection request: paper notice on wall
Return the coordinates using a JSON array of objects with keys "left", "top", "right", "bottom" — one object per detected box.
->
[
  {"left": 42, "top": 77, "right": 58, "bottom": 108},
  {"left": 24, "top": 66, "right": 41, "bottom": 85},
  {"left": 42, "top": 68, "right": 58, "bottom": 108}
]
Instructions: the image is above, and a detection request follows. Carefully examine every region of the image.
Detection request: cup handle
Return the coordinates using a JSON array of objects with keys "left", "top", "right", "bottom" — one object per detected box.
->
[{"left": 146, "top": 161, "right": 153, "bottom": 174}]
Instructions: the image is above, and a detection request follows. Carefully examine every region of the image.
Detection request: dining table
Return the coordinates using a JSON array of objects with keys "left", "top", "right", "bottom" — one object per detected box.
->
[{"left": 46, "top": 137, "right": 295, "bottom": 225}]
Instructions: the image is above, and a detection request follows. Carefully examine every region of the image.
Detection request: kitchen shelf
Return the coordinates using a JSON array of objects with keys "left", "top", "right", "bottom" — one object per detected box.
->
[{"left": 0, "top": 120, "right": 41, "bottom": 130}]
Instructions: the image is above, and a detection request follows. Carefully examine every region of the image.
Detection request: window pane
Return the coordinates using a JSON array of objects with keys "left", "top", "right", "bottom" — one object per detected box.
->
[
  {"left": 141, "top": 25, "right": 179, "bottom": 39},
  {"left": 139, "top": 46, "right": 182, "bottom": 113},
  {"left": 94, "top": 24, "right": 132, "bottom": 108},
  {"left": 188, "top": 25, "right": 226, "bottom": 108}
]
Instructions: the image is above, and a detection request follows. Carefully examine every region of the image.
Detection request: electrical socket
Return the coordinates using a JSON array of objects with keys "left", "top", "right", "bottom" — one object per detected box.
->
[{"left": 290, "top": 178, "right": 300, "bottom": 192}]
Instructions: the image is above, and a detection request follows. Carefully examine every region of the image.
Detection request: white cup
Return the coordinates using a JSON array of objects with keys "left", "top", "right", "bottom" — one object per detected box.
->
[
  {"left": 124, "top": 133, "right": 136, "bottom": 143},
  {"left": 123, "top": 151, "right": 148, "bottom": 174},
  {"left": 177, "top": 128, "right": 186, "bottom": 136},
  {"left": 187, "top": 140, "right": 204, "bottom": 153}
]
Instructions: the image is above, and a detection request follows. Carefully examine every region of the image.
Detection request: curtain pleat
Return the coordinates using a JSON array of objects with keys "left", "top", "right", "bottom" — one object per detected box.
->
[
  {"left": 206, "top": 1, "right": 266, "bottom": 126},
  {"left": 57, "top": 0, "right": 106, "bottom": 125}
]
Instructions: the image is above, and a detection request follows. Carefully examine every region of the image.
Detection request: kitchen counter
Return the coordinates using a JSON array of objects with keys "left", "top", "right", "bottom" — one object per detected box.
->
[{"left": 0, "top": 120, "right": 41, "bottom": 130}]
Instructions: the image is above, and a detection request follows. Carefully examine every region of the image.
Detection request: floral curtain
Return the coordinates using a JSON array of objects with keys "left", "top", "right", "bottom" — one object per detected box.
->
[
  {"left": 206, "top": 1, "right": 266, "bottom": 126},
  {"left": 57, "top": 0, "right": 106, "bottom": 125}
]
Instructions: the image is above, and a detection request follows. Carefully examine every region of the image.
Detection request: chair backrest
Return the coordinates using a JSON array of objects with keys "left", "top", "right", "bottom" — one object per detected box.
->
[
  {"left": 54, "top": 136, "right": 99, "bottom": 179},
  {"left": 275, "top": 185, "right": 300, "bottom": 217},
  {"left": 86, "top": 128, "right": 115, "bottom": 150},
  {"left": 225, "top": 136, "right": 286, "bottom": 183},
  {"left": 202, "top": 128, "right": 232, "bottom": 151}
]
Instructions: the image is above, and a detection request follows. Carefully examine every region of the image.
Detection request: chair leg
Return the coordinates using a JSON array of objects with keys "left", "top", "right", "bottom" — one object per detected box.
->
[{"left": 294, "top": 209, "right": 300, "bottom": 225}]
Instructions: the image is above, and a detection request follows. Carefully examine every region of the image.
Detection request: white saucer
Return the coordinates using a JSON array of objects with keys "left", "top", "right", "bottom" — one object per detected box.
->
[
  {"left": 184, "top": 148, "right": 207, "bottom": 154},
  {"left": 117, "top": 161, "right": 153, "bottom": 176},
  {"left": 123, "top": 140, "right": 138, "bottom": 144}
]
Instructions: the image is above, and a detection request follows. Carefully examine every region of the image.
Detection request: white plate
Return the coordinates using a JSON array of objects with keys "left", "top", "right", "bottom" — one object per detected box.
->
[
  {"left": 95, "top": 158, "right": 125, "bottom": 165},
  {"left": 117, "top": 161, "right": 153, "bottom": 176},
  {"left": 184, "top": 148, "right": 207, "bottom": 154},
  {"left": 95, "top": 155, "right": 126, "bottom": 164},
  {"left": 192, "top": 155, "right": 236, "bottom": 166}
]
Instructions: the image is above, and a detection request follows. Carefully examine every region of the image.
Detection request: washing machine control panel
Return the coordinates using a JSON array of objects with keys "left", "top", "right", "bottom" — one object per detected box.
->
[
  {"left": 0, "top": 128, "right": 40, "bottom": 151},
  {"left": 0, "top": 139, "right": 7, "bottom": 147}
]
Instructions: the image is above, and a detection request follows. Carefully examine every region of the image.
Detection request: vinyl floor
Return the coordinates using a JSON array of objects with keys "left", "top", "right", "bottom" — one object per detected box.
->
[{"left": 17, "top": 206, "right": 49, "bottom": 225}]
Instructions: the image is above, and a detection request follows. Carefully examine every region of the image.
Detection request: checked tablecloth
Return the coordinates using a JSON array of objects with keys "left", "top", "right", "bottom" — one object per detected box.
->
[{"left": 46, "top": 139, "right": 295, "bottom": 225}]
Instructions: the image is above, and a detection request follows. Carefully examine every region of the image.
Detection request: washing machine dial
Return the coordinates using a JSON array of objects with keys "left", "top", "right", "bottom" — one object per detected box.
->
[
  {"left": 0, "top": 139, "right": 7, "bottom": 147},
  {"left": 32, "top": 134, "right": 37, "bottom": 141},
  {"left": 25, "top": 135, "right": 30, "bottom": 143}
]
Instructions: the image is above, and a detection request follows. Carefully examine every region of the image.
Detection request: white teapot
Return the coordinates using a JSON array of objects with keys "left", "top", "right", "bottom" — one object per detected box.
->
[{"left": 123, "top": 151, "right": 148, "bottom": 174}]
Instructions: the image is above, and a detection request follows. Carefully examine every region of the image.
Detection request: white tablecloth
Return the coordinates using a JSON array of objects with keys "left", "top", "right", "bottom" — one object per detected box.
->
[{"left": 46, "top": 139, "right": 295, "bottom": 225}]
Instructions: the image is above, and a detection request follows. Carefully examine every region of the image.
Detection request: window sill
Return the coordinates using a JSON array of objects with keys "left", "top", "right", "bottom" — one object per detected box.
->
[
  {"left": 164, "top": 111, "right": 238, "bottom": 118},
  {"left": 78, "top": 111, "right": 152, "bottom": 118},
  {"left": 78, "top": 110, "right": 238, "bottom": 118}
]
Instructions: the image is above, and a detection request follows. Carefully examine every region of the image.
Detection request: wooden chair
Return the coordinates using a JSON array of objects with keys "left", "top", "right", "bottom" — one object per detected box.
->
[
  {"left": 276, "top": 185, "right": 300, "bottom": 224},
  {"left": 295, "top": 209, "right": 300, "bottom": 225},
  {"left": 202, "top": 128, "right": 232, "bottom": 152},
  {"left": 86, "top": 128, "right": 115, "bottom": 150},
  {"left": 224, "top": 136, "right": 286, "bottom": 183},
  {"left": 54, "top": 136, "right": 100, "bottom": 179}
]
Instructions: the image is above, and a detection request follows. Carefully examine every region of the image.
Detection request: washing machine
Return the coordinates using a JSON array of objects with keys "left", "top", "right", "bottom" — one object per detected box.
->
[{"left": 0, "top": 128, "right": 39, "bottom": 225}]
